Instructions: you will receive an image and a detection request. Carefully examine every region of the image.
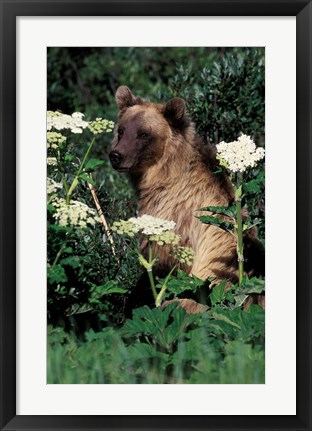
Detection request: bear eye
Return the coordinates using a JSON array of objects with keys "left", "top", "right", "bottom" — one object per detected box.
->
[
  {"left": 118, "top": 128, "right": 124, "bottom": 138},
  {"left": 138, "top": 132, "right": 149, "bottom": 140}
]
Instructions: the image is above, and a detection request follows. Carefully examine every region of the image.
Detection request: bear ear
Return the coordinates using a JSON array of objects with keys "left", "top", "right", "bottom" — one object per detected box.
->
[
  {"left": 115, "top": 86, "right": 143, "bottom": 109},
  {"left": 164, "top": 98, "right": 187, "bottom": 128}
]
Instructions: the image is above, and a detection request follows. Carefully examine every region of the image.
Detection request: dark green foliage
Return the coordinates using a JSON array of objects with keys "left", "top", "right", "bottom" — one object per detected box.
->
[
  {"left": 156, "top": 270, "right": 205, "bottom": 298},
  {"left": 197, "top": 203, "right": 236, "bottom": 234},
  {"left": 198, "top": 205, "right": 237, "bottom": 218},
  {"left": 196, "top": 214, "right": 234, "bottom": 232},
  {"left": 197, "top": 171, "right": 265, "bottom": 241},
  {"left": 243, "top": 167, "right": 265, "bottom": 241},
  {"left": 244, "top": 170, "right": 265, "bottom": 194},
  {"left": 167, "top": 48, "right": 264, "bottom": 145},
  {"left": 210, "top": 280, "right": 229, "bottom": 305},
  {"left": 48, "top": 47, "right": 227, "bottom": 117},
  {"left": 48, "top": 299, "right": 264, "bottom": 384},
  {"left": 47, "top": 197, "right": 140, "bottom": 327},
  {"left": 84, "top": 158, "right": 106, "bottom": 172},
  {"left": 232, "top": 277, "right": 265, "bottom": 307}
]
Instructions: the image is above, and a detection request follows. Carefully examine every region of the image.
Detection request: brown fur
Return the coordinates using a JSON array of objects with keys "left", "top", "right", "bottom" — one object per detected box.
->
[{"left": 110, "top": 86, "right": 264, "bottom": 285}]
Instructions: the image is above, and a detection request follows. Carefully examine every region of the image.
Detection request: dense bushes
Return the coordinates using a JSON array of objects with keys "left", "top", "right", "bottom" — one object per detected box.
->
[
  {"left": 167, "top": 49, "right": 264, "bottom": 145},
  {"left": 48, "top": 47, "right": 264, "bottom": 144},
  {"left": 47, "top": 47, "right": 265, "bottom": 383}
]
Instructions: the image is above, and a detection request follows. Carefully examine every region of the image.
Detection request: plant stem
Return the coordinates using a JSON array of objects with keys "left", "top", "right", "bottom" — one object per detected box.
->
[
  {"left": 60, "top": 172, "right": 69, "bottom": 195},
  {"left": 156, "top": 265, "right": 177, "bottom": 307},
  {"left": 236, "top": 197, "right": 244, "bottom": 287},
  {"left": 51, "top": 242, "right": 67, "bottom": 270},
  {"left": 147, "top": 241, "right": 157, "bottom": 302},
  {"left": 87, "top": 175, "right": 117, "bottom": 257},
  {"left": 66, "top": 177, "right": 79, "bottom": 205},
  {"left": 51, "top": 228, "right": 73, "bottom": 270},
  {"left": 235, "top": 176, "right": 244, "bottom": 287},
  {"left": 147, "top": 269, "right": 157, "bottom": 302},
  {"left": 66, "top": 136, "right": 96, "bottom": 205},
  {"left": 77, "top": 136, "right": 96, "bottom": 177}
]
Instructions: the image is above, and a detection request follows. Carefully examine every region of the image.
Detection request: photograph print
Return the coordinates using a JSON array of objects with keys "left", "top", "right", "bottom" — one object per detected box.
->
[{"left": 47, "top": 47, "right": 265, "bottom": 384}]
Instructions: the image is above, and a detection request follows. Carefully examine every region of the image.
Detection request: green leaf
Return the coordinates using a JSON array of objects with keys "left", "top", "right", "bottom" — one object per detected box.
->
[
  {"left": 120, "top": 304, "right": 197, "bottom": 347},
  {"left": 236, "top": 276, "right": 265, "bottom": 295},
  {"left": 90, "top": 280, "right": 127, "bottom": 297},
  {"left": 245, "top": 303, "right": 265, "bottom": 315},
  {"left": 210, "top": 280, "right": 227, "bottom": 305},
  {"left": 48, "top": 224, "right": 70, "bottom": 233},
  {"left": 60, "top": 256, "right": 80, "bottom": 269},
  {"left": 84, "top": 158, "right": 105, "bottom": 172},
  {"left": 243, "top": 180, "right": 261, "bottom": 194},
  {"left": 211, "top": 311, "right": 241, "bottom": 329},
  {"left": 157, "top": 270, "right": 204, "bottom": 297},
  {"left": 48, "top": 264, "right": 67, "bottom": 284},
  {"left": 126, "top": 343, "right": 168, "bottom": 361},
  {"left": 121, "top": 306, "right": 162, "bottom": 338},
  {"left": 234, "top": 294, "right": 249, "bottom": 307},
  {"left": 79, "top": 172, "right": 96, "bottom": 186},
  {"left": 63, "top": 247, "right": 73, "bottom": 254},
  {"left": 166, "top": 307, "right": 198, "bottom": 342},
  {"left": 65, "top": 303, "right": 94, "bottom": 316},
  {"left": 225, "top": 289, "right": 235, "bottom": 302},
  {"left": 198, "top": 205, "right": 236, "bottom": 218},
  {"left": 197, "top": 215, "right": 234, "bottom": 232},
  {"left": 243, "top": 172, "right": 264, "bottom": 195}
]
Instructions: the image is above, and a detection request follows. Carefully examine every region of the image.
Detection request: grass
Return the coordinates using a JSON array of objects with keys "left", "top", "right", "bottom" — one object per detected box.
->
[{"left": 48, "top": 302, "right": 265, "bottom": 384}]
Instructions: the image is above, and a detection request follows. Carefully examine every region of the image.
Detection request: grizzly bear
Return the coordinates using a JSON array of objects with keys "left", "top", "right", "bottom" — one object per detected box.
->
[{"left": 109, "top": 86, "right": 264, "bottom": 289}]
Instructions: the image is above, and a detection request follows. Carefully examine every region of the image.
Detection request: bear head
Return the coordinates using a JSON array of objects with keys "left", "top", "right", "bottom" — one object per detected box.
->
[{"left": 109, "top": 86, "right": 190, "bottom": 173}]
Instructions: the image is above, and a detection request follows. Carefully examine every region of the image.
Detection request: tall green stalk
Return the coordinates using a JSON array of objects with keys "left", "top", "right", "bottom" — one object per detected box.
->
[
  {"left": 51, "top": 227, "right": 73, "bottom": 270},
  {"left": 235, "top": 179, "right": 244, "bottom": 287},
  {"left": 66, "top": 136, "right": 96, "bottom": 205},
  {"left": 147, "top": 241, "right": 157, "bottom": 302},
  {"left": 155, "top": 265, "right": 177, "bottom": 307}
]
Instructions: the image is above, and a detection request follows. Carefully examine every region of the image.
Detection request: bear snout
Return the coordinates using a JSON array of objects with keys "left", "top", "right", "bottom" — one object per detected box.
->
[{"left": 109, "top": 150, "right": 125, "bottom": 169}]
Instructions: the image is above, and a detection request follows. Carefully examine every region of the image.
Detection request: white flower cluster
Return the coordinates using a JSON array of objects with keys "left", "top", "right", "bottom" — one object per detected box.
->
[
  {"left": 47, "top": 131, "right": 67, "bottom": 149},
  {"left": 112, "top": 214, "right": 177, "bottom": 238},
  {"left": 47, "top": 157, "right": 57, "bottom": 166},
  {"left": 216, "top": 135, "right": 265, "bottom": 173},
  {"left": 47, "top": 178, "right": 63, "bottom": 195},
  {"left": 88, "top": 118, "right": 114, "bottom": 135},
  {"left": 52, "top": 197, "right": 100, "bottom": 228},
  {"left": 47, "top": 111, "right": 88, "bottom": 134},
  {"left": 129, "top": 215, "right": 176, "bottom": 235}
]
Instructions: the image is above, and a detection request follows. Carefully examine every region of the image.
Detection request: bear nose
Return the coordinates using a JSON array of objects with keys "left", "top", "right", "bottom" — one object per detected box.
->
[{"left": 109, "top": 151, "right": 124, "bottom": 167}]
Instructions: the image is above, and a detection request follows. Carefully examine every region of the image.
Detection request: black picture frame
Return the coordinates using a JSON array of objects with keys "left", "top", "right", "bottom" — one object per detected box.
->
[{"left": 1, "top": 1, "right": 311, "bottom": 430}]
